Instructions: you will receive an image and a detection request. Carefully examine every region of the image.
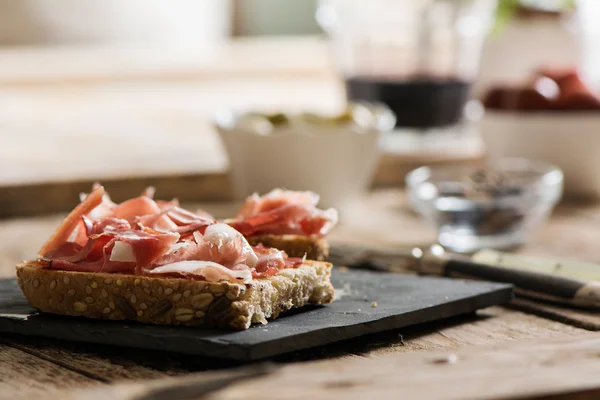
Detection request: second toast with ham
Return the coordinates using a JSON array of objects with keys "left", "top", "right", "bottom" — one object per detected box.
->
[{"left": 226, "top": 189, "right": 337, "bottom": 261}]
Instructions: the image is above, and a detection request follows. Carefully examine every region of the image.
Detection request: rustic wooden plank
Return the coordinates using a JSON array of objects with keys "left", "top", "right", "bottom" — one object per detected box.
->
[
  {"left": 3, "top": 336, "right": 171, "bottom": 383},
  {"left": 283, "top": 307, "right": 584, "bottom": 360},
  {"left": 211, "top": 332, "right": 600, "bottom": 400},
  {"left": 509, "top": 297, "right": 600, "bottom": 331},
  {"left": 34, "top": 332, "right": 600, "bottom": 400},
  {"left": 372, "top": 143, "right": 485, "bottom": 188},
  {"left": 0, "top": 343, "right": 100, "bottom": 398},
  {"left": 0, "top": 37, "right": 334, "bottom": 87},
  {"left": 0, "top": 215, "right": 65, "bottom": 278},
  {"left": 0, "top": 331, "right": 249, "bottom": 375},
  {"left": 0, "top": 174, "right": 232, "bottom": 218},
  {"left": 430, "top": 306, "right": 585, "bottom": 344},
  {"left": 519, "top": 202, "right": 600, "bottom": 263},
  {"left": 38, "top": 365, "right": 277, "bottom": 400}
]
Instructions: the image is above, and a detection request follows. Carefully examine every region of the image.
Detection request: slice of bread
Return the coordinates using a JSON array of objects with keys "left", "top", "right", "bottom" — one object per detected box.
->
[
  {"left": 16, "top": 260, "right": 334, "bottom": 330},
  {"left": 246, "top": 234, "right": 329, "bottom": 261}
]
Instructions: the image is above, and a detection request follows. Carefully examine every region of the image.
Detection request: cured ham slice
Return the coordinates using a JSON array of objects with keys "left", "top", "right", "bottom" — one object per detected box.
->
[
  {"left": 89, "top": 218, "right": 132, "bottom": 235},
  {"left": 249, "top": 243, "right": 305, "bottom": 278},
  {"left": 43, "top": 242, "right": 84, "bottom": 260},
  {"left": 236, "top": 189, "right": 320, "bottom": 218},
  {"left": 79, "top": 187, "right": 215, "bottom": 234},
  {"left": 167, "top": 207, "right": 215, "bottom": 235},
  {"left": 39, "top": 185, "right": 315, "bottom": 283},
  {"left": 154, "top": 223, "right": 258, "bottom": 269},
  {"left": 167, "top": 206, "right": 214, "bottom": 226},
  {"left": 113, "top": 196, "right": 162, "bottom": 222},
  {"left": 39, "top": 186, "right": 105, "bottom": 257},
  {"left": 253, "top": 244, "right": 286, "bottom": 272},
  {"left": 61, "top": 232, "right": 115, "bottom": 264},
  {"left": 45, "top": 230, "right": 179, "bottom": 275},
  {"left": 135, "top": 212, "right": 179, "bottom": 232},
  {"left": 156, "top": 199, "right": 179, "bottom": 210},
  {"left": 82, "top": 184, "right": 118, "bottom": 221},
  {"left": 228, "top": 189, "right": 338, "bottom": 237},
  {"left": 112, "top": 231, "right": 180, "bottom": 273},
  {"left": 146, "top": 261, "right": 252, "bottom": 283},
  {"left": 202, "top": 223, "right": 258, "bottom": 268}
]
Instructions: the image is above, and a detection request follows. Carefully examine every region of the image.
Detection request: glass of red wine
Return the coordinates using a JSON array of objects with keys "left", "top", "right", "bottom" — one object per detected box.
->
[{"left": 316, "top": 0, "right": 497, "bottom": 136}]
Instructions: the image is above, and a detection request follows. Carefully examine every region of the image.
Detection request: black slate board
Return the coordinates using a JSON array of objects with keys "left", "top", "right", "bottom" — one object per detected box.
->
[{"left": 0, "top": 270, "right": 512, "bottom": 360}]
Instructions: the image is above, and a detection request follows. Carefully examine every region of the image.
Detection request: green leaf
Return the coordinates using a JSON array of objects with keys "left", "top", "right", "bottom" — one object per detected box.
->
[{"left": 491, "top": 0, "right": 520, "bottom": 36}]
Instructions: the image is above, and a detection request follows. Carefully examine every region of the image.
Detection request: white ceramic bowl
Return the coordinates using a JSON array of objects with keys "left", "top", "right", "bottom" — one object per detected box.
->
[
  {"left": 214, "top": 103, "right": 396, "bottom": 211},
  {"left": 480, "top": 111, "right": 600, "bottom": 199}
]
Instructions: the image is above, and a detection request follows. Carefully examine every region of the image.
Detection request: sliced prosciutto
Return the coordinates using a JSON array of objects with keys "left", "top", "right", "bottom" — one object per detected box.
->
[
  {"left": 77, "top": 185, "right": 216, "bottom": 233},
  {"left": 154, "top": 223, "right": 258, "bottom": 269},
  {"left": 39, "top": 186, "right": 105, "bottom": 257},
  {"left": 226, "top": 189, "right": 339, "bottom": 237},
  {"left": 37, "top": 185, "right": 311, "bottom": 283},
  {"left": 147, "top": 261, "right": 253, "bottom": 284},
  {"left": 46, "top": 228, "right": 179, "bottom": 275}
]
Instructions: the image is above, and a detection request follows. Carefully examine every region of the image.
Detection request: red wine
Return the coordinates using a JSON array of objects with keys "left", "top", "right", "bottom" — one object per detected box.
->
[{"left": 344, "top": 77, "right": 471, "bottom": 129}]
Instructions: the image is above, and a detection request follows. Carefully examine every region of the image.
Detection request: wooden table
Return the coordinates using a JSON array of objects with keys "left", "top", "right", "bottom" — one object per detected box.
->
[
  {"left": 3, "top": 190, "right": 600, "bottom": 400},
  {"left": 0, "top": 36, "right": 598, "bottom": 400}
]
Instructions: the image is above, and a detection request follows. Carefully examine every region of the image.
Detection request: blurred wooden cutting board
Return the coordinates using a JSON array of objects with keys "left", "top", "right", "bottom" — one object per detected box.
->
[{"left": 0, "top": 38, "right": 484, "bottom": 218}]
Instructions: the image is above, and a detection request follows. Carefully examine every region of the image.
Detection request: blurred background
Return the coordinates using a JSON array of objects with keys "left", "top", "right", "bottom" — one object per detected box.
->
[{"left": 0, "top": 0, "right": 598, "bottom": 221}]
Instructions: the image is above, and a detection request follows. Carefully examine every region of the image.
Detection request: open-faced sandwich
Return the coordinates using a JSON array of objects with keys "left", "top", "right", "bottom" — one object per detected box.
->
[
  {"left": 225, "top": 188, "right": 337, "bottom": 261},
  {"left": 16, "top": 185, "right": 337, "bottom": 330}
]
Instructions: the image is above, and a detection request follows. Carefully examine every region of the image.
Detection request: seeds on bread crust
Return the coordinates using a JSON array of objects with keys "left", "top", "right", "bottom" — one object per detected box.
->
[
  {"left": 149, "top": 300, "right": 172, "bottom": 318},
  {"left": 174, "top": 308, "right": 194, "bottom": 322},
  {"left": 191, "top": 293, "right": 213, "bottom": 310},
  {"left": 115, "top": 296, "right": 136, "bottom": 319}
]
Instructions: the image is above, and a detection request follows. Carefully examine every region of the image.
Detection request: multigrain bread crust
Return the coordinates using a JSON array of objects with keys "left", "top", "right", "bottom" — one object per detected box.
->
[
  {"left": 246, "top": 234, "right": 329, "bottom": 261},
  {"left": 16, "top": 260, "right": 334, "bottom": 331}
]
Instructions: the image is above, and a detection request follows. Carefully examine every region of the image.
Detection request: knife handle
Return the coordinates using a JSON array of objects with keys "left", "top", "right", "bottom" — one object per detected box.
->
[{"left": 419, "top": 253, "right": 600, "bottom": 309}]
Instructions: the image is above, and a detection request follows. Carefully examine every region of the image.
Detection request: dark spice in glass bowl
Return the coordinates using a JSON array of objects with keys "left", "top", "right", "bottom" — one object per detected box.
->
[{"left": 406, "top": 160, "right": 563, "bottom": 253}]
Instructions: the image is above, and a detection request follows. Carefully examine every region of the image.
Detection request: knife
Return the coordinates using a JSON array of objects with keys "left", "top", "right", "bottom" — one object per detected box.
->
[{"left": 329, "top": 244, "right": 600, "bottom": 309}]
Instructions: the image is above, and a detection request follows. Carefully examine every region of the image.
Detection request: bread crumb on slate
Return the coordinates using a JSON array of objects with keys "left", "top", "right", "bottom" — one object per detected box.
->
[{"left": 371, "top": 301, "right": 378, "bottom": 308}]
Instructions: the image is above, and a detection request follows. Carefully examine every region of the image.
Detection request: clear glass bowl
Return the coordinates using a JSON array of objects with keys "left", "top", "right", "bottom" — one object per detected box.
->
[{"left": 406, "top": 158, "right": 564, "bottom": 253}]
